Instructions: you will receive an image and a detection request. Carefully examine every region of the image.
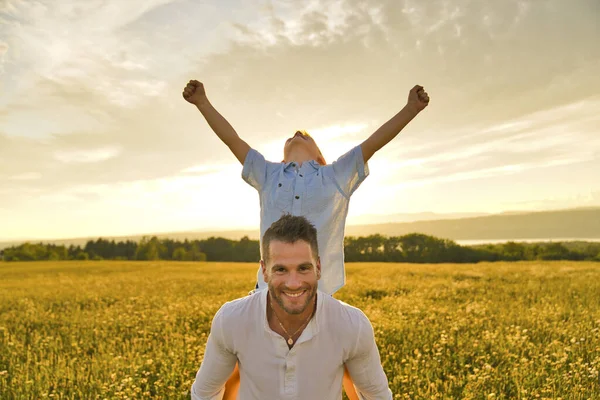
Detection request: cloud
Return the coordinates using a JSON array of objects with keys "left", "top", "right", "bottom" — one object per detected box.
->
[
  {"left": 0, "top": 40, "right": 7, "bottom": 74},
  {"left": 501, "top": 190, "right": 600, "bottom": 211},
  {"left": 393, "top": 155, "right": 591, "bottom": 190},
  {"left": 0, "top": 0, "right": 242, "bottom": 190},
  {"left": 378, "top": 97, "right": 600, "bottom": 183},
  {"left": 54, "top": 146, "right": 122, "bottom": 164},
  {"left": 309, "top": 123, "right": 368, "bottom": 140},
  {"left": 201, "top": 0, "right": 600, "bottom": 130},
  {"left": 181, "top": 164, "right": 237, "bottom": 175},
  {"left": 1, "top": 0, "right": 599, "bottom": 239},
  {"left": 2, "top": 0, "right": 598, "bottom": 191},
  {"left": 0, "top": 0, "right": 182, "bottom": 112},
  {"left": 8, "top": 172, "right": 42, "bottom": 180}
]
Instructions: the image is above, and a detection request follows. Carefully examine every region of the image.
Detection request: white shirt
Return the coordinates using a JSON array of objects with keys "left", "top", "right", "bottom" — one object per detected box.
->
[
  {"left": 242, "top": 146, "right": 369, "bottom": 294},
  {"left": 191, "top": 289, "right": 393, "bottom": 400}
]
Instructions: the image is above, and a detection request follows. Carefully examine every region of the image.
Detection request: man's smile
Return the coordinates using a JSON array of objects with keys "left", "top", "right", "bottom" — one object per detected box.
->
[{"left": 283, "top": 290, "right": 307, "bottom": 298}]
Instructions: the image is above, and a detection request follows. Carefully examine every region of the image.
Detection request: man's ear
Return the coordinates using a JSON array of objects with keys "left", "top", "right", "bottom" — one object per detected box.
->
[
  {"left": 316, "top": 257, "right": 322, "bottom": 279},
  {"left": 261, "top": 259, "right": 269, "bottom": 282}
]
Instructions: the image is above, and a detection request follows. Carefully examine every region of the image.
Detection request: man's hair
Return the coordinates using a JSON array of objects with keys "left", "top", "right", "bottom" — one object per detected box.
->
[{"left": 262, "top": 214, "right": 319, "bottom": 264}]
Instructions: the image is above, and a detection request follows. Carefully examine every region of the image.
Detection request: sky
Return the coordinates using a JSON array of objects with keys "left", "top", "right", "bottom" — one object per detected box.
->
[{"left": 1, "top": 0, "right": 599, "bottom": 241}]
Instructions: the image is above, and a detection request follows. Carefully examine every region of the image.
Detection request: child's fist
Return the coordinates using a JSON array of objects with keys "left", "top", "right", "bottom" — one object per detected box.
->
[
  {"left": 407, "top": 85, "right": 429, "bottom": 112},
  {"left": 182, "top": 80, "right": 208, "bottom": 106}
]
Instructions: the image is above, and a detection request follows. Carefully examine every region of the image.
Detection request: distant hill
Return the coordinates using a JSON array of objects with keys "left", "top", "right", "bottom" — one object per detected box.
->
[
  {"left": 345, "top": 207, "right": 600, "bottom": 239},
  {"left": 1, "top": 207, "right": 599, "bottom": 250},
  {"left": 348, "top": 211, "right": 490, "bottom": 225}
]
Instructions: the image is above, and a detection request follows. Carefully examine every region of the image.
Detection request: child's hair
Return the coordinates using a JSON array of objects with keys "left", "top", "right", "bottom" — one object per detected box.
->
[{"left": 262, "top": 214, "right": 319, "bottom": 264}]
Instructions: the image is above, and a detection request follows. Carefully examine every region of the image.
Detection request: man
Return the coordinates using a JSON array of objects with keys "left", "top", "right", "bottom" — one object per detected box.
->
[{"left": 191, "top": 214, "right": 393, "bottom": 399}]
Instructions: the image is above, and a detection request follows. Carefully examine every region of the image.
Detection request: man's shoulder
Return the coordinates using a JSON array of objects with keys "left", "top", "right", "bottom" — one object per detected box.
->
[
  {"left": 216, "top": 291, "right": 263, "bottom": 325},
  {"left": 321, "top": 292, "right": 371, "bottom": 327}
]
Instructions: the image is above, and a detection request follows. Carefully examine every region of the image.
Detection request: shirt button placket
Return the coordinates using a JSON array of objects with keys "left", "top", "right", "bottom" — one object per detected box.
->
[
  {"left": 284, "top": 355, "right": 297, "bottom": 395},
  {"left": 292, "top": 170, "right": 305, "bottom": 215},
  {"left": 292, "top": 195, "right": 300, "bottom": 215}
]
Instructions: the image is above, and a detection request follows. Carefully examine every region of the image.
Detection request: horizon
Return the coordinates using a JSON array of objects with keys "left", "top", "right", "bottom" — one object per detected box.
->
[
  {"left": 2, "top": 206, "right": 599, "bottom": 243},
  {"left": 1, "top": 1, "right": 599, "bottom": 241}
]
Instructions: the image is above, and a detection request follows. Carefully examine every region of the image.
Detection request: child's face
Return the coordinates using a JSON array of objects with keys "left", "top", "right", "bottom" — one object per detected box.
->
[{"left": 283, "top": 131, "right": 325, "bottom": 164}]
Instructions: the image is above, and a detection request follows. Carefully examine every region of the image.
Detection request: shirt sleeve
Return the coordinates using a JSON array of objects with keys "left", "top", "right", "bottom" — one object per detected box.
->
[
  {"left": 331, "top": 145, "right": 369, "bottom": 198},
  {"left": 345, "top": 313, "right": 393, "bottom": 400},
  {"left": 191, "top": 307, "right": 238, "bottom": 400},
  {"left": 241, "top": 148, "right": 281, "bottom": 192}
]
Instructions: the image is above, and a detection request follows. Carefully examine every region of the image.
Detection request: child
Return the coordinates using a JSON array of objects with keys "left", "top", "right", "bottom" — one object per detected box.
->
[
  {"left": 183, "top": 79, "right": 429, "bottom": 399},
  {"left": 182, "top": 80, "right": 429, "bottom": 294}
]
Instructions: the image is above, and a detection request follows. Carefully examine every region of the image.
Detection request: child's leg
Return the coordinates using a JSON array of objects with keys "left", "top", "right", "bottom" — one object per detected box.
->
[
  {"left": 223, "top": 357, "right": 356, "bottom": 399},
  {"left": 222, "top": 363, "right": 240, "bottom": 400},
  {"left": 343, "top": 363, "right": 360, "bottom": 399}
]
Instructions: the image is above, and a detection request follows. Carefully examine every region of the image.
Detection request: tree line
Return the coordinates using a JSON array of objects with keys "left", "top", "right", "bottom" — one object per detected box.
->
[{"left": 2, "top": 233, "right": 600, "bottom": 263}]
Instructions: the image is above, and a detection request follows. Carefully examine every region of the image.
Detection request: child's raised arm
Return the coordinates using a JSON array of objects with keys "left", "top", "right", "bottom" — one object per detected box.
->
[
  {"left": 360, "top": 85, "right": 429, "bottom": 163},
  {"left": 183, "top": 80, "right": 251, "bottom": 165}
]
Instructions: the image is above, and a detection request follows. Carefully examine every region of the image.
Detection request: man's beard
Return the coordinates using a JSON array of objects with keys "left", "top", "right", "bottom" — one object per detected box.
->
[{"left": 268, "top": 283, "right": 317, "bottom": 315}]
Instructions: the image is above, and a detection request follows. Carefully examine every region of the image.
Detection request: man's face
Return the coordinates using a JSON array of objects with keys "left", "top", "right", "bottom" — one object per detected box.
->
[
  {"left": 261, "top": 239, "right": 321, "bottom": 315},
  {"left": 283, "top": 131, "right": 324, "bottom": 163}
]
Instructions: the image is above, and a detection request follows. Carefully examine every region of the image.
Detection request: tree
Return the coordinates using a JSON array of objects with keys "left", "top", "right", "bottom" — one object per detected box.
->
[
  {"left": 135, "top": 236, "right": 165, "bottom": 260},
  {"left": 502, "top": 242, "right": 526, "bottom": 261},
  {"left": 201, "top": 237, "right": 235, "bottom": 261},
  {"left": 234, "top": 236, "right": 260, "bottom": 262},
  {"left": 172, "top": 247, "right": 187, "bottom": 261},
  {"left": 537, "top": 243, "right": 571, "bottom": 260}
]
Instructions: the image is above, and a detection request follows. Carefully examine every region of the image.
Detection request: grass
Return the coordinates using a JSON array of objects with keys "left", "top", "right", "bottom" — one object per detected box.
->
[{"left": 1, "top": 260, "right": 599, "bottom": 399}]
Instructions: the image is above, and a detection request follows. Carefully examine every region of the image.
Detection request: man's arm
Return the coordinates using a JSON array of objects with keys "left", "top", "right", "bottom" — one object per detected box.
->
[
  {"left": 191, "top": 310, "right": 238, "bottom": 400},
  {"left": 344, "top": 315, "right": 393, "bottom": 400},
  {"left": 183, "top": 80, "right": 251, "bottom": 165},
  {"left": 360, "top": 85, "right": 429, "bottom": 164}
]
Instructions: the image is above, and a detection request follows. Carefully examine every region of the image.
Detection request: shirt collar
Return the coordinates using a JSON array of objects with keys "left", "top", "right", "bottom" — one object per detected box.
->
[
  {"left": 261, "top": 288, "right": 322, "bottom": 342},
  {"left": 283, "top": 160, "right": 321, "bottom": 171}
]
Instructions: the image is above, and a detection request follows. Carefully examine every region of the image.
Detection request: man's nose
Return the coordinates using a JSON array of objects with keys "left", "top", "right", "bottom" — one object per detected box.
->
[{"left": 285, "top": 272, "right": 302, "bottom": 290}]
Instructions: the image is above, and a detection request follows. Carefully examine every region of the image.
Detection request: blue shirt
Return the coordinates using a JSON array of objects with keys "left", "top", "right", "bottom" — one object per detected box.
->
[{"left": 242, "top": 145, "right": 369, "bottom": 294}]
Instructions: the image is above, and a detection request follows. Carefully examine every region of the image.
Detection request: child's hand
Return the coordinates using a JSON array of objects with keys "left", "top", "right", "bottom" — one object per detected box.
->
[
  {"left": 183, "top": 80, "right": 208, "bottom": 106},
  {"left": 407, "top": 85, "right": 429, "bottom": 113}
]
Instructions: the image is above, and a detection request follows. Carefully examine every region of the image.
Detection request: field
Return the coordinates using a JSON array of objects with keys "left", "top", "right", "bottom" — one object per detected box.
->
[{"left": 1, "top": 261, "right": 599, "bottom": 399}]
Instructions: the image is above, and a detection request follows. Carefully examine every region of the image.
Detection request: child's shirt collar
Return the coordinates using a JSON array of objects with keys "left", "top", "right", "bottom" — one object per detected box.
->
[{"left": 283, "top": 160, "right": 321, "bottom": 171}]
